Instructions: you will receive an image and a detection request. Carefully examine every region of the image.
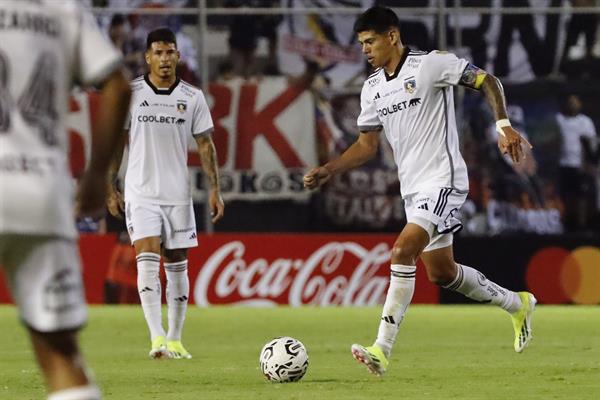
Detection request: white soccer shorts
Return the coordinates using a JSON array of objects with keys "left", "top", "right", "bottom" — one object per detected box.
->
[
  {"left": 404, "top": 187, "right": 468, "bottom": 252},
  {"left": 0, "top": 235, "right": 87, "bottom": 332},
  {"left": 125, "top": 200, "right": 198, "bottom": 249}
]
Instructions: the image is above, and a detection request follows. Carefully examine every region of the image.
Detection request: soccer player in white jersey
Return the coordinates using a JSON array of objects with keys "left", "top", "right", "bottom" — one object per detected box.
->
[
  {"left": 107, "top": 28, "right": 224, "bottom": 360},
  {"left": 0, "top": 1, "right": 131, "bottom": 399},
  {"left": 304, "top": 7, "right": 537, "bottom": 376}
]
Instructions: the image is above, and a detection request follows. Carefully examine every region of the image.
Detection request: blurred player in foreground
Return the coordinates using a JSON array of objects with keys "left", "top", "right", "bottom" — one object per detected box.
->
[
  {"left": 304, "top": 6, "right": 536, "bottom": 376},
  {"left": 108, "top": 28, "right": 224, "bottom": 359},
  {"left": 0, "top": 1, "right": 130, "bottom": 398}
]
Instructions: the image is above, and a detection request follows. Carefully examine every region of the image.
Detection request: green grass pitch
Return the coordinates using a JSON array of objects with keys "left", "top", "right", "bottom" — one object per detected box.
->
[{"left": 1, "top": 306, "right": 599, "bottom": 399}]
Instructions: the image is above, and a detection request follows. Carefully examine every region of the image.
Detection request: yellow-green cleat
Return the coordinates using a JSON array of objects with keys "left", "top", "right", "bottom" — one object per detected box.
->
[
  {"left": 149, "top": 336, "right": 172, "bottom": 359},
  {"left": 351, "top": 344, "right": 389, "bottom": 376},
  {"left": 167, "top": 340, "right": 192, "bottom": 359},
  {"left": 511, "top": 292, "right": 537, "bottom": 353}
]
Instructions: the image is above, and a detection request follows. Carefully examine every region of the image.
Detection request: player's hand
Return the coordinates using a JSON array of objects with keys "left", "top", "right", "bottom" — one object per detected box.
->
[
  {"left": 497, "top": 126, "right": 532, "bottom": 164},
  {"left": 76, "top": 170, "right": 107, "bottom": 219},
  {"left": 107, "top": 188, "right": 125, "bottom": 219},
  {"left": 303, "top": 166, "right": 332, "bottom": 190},
  {"left": 209, "top": 189, "right": 224, "bottom": 223}
]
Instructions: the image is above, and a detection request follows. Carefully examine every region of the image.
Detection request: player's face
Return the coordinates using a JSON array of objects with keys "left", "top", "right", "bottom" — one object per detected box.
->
[
  {"left": 566, "top": 95, "right": 582, "bottom": 115},
  {"left": 357, "top": 30, "right": 396, "bottom": 68},
  {"left": 146, "top": 41, "right": 179, "bottom": 80}
]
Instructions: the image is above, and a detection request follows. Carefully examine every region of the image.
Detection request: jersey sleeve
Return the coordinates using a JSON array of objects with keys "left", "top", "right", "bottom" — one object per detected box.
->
[
  {"left": 426, "top": 51, "right": 469, "bottom": 88},
  {"left": 357, "top": 83, "right": 382, "bottom": 132},
  {"left": 73, "top": 6, "right": 122, "bottom": 86},
  {"left": 192, "top": 90, "right": 214, "bottom": 138}
]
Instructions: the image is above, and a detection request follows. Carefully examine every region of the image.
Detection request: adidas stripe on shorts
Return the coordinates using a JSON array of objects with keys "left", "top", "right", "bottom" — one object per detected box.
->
[
  {"left": 125, "top": 200, "right": 198, "bottom": 249},
  {"left": 404, "top": 187, "right": 467, "bottom": 252}
]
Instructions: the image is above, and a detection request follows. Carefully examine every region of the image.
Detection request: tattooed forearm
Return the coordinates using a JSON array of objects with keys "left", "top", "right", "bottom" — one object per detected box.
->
[
  {"left": 196, "top": 135, "right": 220, "bottom": 190},
  {"left": 481, "top": 74, "right": 508, "bottom": 121}
]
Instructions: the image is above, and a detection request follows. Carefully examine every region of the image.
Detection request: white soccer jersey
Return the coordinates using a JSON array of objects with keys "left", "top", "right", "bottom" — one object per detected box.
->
[
  {"left": 0, "top": 0, "right": 122, "bottom": 239},
  {"left": 357, "top": 49, "right": 469, "bottom": 196},
  {"left": 556, "top": 113, "right": 597, "bottom": 168},
  {"left": 124, "top": 75, "right": 214, "bottom": 205}
]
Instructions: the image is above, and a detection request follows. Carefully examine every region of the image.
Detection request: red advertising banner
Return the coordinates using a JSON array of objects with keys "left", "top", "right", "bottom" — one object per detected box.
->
[
  {"left": 3, "top": 235, "right": 596, "bottom": 306},
  {"left": 0, "top": 234, "right": 439, "bottom": 306}
]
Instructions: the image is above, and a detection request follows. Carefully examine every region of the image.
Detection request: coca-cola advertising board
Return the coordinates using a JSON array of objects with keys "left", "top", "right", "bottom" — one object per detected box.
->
[
  {"left": 2, "top": 234, "right": 597, "bottom": 305},
  {"left": 0, "top": 234, "right": 439, "bottom": 306}
]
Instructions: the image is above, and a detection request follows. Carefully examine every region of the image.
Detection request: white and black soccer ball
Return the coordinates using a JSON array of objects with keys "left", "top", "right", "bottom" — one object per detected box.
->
[{"left": 259, "top": 336, "right": 309, "bottom": 383}]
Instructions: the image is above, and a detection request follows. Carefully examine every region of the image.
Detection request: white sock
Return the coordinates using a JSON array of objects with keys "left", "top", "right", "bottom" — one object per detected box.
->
[
  {"left": 374, "top": 264, "right": 416, "bottom": 358},
  {"left": 444, "top": 264, "right": 522, "bottom": 313},
  {"left": 47, "top": 384, "right": 101, "bottom": 400},
  {"left": 136, "top": 252, "right": 165, "bottom": 341},
  {"left": 165, "top": 260, "right": 189, "bottom": 342}
]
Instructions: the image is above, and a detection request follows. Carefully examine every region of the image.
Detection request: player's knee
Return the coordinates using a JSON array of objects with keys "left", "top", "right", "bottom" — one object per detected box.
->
[
  {"left": 391, "top": 240, "right": 421, "bottom": 265},
  {"left": 163, "top": 248, "right": 187, "bottom": 263},
  {"left": 30, "top": 329, "right": 79, "bottom": 358}
]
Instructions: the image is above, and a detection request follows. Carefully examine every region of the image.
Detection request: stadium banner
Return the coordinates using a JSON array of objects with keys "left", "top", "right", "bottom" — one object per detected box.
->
[
  {"left": 0, "top": 234, "right": 598, "bottom": 306},
  {"left": 196, "top": 77, "right": 316, "bottom": 201},
  {"left": 68, "top": 77, "right": 316, "bottom": 201},
  {"left": 278, "top": 0, "right": 573, "bottom": 86}
]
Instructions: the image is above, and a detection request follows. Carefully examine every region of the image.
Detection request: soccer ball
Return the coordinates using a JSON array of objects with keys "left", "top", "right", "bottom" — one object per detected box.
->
[{"left": 259, "top": 336, "right": 309, "bottom": 383}]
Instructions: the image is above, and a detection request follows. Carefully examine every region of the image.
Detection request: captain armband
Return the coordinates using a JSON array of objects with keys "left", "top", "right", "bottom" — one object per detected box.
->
[{"left": 459, "top": 63, "right": 487, "bottom": 90}]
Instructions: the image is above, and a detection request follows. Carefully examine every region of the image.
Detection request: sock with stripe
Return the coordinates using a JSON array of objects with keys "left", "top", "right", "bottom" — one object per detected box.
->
[
  {"left": 47, "top": 384, "right": 101, "bottom": 400},
  {"left": 444, "top": 263, "right": 522, "bottom": 313},
  {"left": 165, "top": 260, "right": 189, "bottom": 341},
  {"left": 374, "top": 264, "right": 416, "bottom": 358},
  {"left": 136, "top": 252, "right": 165, "bottom": 341}
]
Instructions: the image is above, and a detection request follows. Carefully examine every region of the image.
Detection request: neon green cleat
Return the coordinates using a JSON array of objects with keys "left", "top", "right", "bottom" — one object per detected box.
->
[
  {"left": 351, "top": 344, "right": 389, "bottom": 376},
  {"left": 167, "top": 340, "right": 192, "bottom": 359},
  {"left": 511, "top": 292, "right": 537, "bottom": 353},
  {"left": 149, "top": 336, "right": 172, "bottom": 359}
]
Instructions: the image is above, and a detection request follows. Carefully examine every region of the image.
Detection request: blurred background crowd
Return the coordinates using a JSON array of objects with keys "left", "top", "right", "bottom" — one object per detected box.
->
[{"left": 76, "top": 0, "right": 600, "bottom": 238}]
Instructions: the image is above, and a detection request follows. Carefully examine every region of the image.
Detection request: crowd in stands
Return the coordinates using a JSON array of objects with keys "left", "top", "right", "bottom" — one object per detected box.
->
[{"left": 84, "top": 1, "right": 600, "bottom": 235}]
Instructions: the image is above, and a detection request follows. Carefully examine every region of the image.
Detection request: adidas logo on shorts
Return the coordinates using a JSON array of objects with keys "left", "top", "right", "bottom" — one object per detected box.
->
[
  {"left": 189, "top": 232, "right": 197, "bottom": 239},
  {"left": 417, "top": 203, "right": 429, "bottom": 210}
]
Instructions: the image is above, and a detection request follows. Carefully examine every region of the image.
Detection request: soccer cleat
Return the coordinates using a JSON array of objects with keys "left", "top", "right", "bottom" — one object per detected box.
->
[
  {"left": 167, "top": 340, "right": 192, "bottom": 359},
  {"left": 149, "top": 336, "right": 172, "bottom": 359},
  {"left": 351, "top": 344, "right": 389, "bottom": 376},
  {"left": 511, "top": 292, "right": 537, "bottom": 353}
]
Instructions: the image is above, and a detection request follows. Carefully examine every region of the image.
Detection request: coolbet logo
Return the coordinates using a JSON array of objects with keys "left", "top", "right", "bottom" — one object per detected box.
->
[
  {"left": 137, "top": 115, "right": 185, "bottom": 125},
  {"left": 526, "top": 246, "right": 600, "bottom": 304},
  {"left": 377, "top": 98, "right": 421, "bottom": 117}
]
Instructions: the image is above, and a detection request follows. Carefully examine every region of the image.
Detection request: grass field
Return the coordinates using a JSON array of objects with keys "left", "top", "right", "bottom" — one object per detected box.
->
[{"left": 1, "top": 305, "right": 599, "bottom": 400}]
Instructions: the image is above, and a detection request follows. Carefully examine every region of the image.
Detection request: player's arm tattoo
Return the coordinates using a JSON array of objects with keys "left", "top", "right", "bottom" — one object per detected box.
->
[
  {"left": 195, "top": 133, "right": 220, "bottom": 191},
  {"left": 480, "top": 73, "right": 508, "bottom": 121},
  {"left": 459, "top": 63, "right": 487, "bottom": 90}
]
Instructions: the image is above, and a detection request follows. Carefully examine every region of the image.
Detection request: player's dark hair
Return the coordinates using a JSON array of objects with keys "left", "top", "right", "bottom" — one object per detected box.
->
[
  {"left": 353, "top": 6, "right": 401, "bottom": 34},
  {"left": 110, "top": 14, "right": 125, "bottom": 28},
  {"left": 146, "top": 27, "right": 177, "bottom": 50}
]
